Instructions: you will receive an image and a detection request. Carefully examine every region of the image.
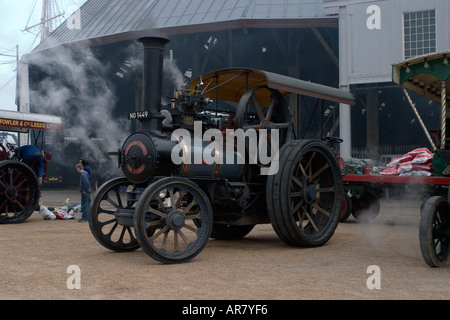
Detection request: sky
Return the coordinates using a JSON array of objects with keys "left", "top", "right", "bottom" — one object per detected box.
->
[{"left": 0, "top": 0, "right": 87, "bottom": 111}]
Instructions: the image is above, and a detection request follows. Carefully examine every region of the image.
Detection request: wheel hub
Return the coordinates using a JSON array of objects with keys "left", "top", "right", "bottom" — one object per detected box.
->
[
  {"left": 6, "top": 186, "right": 17, "bottom": 199},
  {"left": 304, "top": 184, "right": 317, "bottom": 203},
  {"left": 167, "top": 211, "right": 185, "bottom": 230},
  {"left": 264, "top": 122, "right": 276, "bottom": 130}
]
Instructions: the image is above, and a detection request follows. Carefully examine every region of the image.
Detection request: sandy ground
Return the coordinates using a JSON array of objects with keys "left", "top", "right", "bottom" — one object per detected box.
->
[{"left": 1, "top": 187, "right": 449, "bottom": 301}]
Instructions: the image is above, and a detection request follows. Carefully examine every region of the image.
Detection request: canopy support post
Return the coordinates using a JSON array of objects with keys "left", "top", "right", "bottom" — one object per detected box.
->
[
  {"left": 441, "top": 80, "right": 447, "bottom": 150},
  {"left": 402, "top": 86, "right": 437, "bottom": 151}
]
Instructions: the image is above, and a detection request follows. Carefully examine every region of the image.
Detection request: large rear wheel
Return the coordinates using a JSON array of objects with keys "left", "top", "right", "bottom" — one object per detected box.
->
[{"left": 266, "top": 140, "right": 342, "bottom": 247}]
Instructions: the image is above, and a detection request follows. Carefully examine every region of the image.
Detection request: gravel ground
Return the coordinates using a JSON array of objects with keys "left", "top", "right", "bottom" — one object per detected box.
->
[{"left": 0, "top": 187, "right": 449, "bottom": 301}]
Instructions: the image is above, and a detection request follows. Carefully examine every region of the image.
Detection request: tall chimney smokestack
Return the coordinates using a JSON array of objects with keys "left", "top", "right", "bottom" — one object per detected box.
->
[{"left": 138, "top": 36, "right": 170, "bottom": 132}]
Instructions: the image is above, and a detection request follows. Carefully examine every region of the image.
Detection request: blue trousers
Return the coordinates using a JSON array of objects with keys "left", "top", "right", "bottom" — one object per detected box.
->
[{"left": 81, "top": 192, "right": 91, "bottom": 221}]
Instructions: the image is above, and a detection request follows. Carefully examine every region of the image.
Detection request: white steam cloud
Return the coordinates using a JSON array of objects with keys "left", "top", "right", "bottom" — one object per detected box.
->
[
  {"left": 27, "top": 44, "right": 128, "bottom": 179},
  {"left": 26, "top": 37, "right": 187, "bottom": 182}
]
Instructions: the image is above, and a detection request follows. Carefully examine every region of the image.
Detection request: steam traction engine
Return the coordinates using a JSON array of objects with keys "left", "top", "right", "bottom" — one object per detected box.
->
[{"left": 88, "top": 37, "right": 355, "bottom": 264}]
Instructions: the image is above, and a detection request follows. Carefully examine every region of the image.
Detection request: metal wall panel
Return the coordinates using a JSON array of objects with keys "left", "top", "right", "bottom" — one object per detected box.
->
[{"left": 335, "top": 0, "right": 450, "bottom": 84}]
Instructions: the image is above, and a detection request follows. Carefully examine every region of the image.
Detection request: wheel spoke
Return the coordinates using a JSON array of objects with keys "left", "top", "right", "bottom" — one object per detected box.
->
[
  {"left": 291, "top": 176, "right": 302, "bottom": 188},
  {"left": 251, "top": 93, "right": 265, "bottom": 122},
  {"left": 10, "top": 198, "right": 25, "bottom": 209},
  {"left": 149, "top": 207, "right": 166, "bottom": 218},
  {"left": 291, "top": 199, "right": 303, "bottom": 213},
  {"left": 117, "top": 227, "right": 130, "bottom": 245},
  {"left": 264, "top": 97, "right": 276, "bottom": 121},
  {"left": 169, "top": 190, "right": 176, "bottom": 208},
  {"left": 175, "top": 191, "right": 185, "bottom": 208},
  {"left": 185, "top": 213, "right": 200, "bottom": 220},
  {"left": 304, "top": 152, "right": 316, "bottom": 177},
  {"left": 105, "top": 221, "right": 120, "bottom": 239},
  {"left": 311, "top": 202, "right": 331, "bottom": 217},
  {"left": 310, "top": 163, "right": 330, "bottom": 181},
  {"left": 303, "top": 208, "right": 319, "bottom": 232},
  {"left": 275, "top": 122, "right": 290, "bottom": 129},
  {"left": 156, "top": 196, "right": 165, "bottom": 211},
  {"left": 162, "top": 231, "right": 168, "bottom": 248},
  {"left": 173, "top": 231, "right": 179, "bottom": 251},
  {"left": 183, "top": 200, "right": 197, "bottom": 215},
  {"left": 113, "top": 188, "right": 123, "bottom": 208},
  {"left": 152, "top": 225, "right": 170, "bottom": 241},
  {"left": 177, "top": 230, "right": 189, "bottom": 245},
  {"left": 290, "top": 191, "right": 302, "bottom": 198},
  {"left": 146, "top": 220, "right": 161, "bottom": 228},
  {"left": 183, "top": 223, "right": 199, "bottom": 234},
  {"left": 316, "top": 186, "right": 335, "bottom": 193},
  {"left": 106, "top": 195, "right": 121, "bottom": 210},
  {"left": 99, "top": 217, "right": 117, "bottom": 229}
]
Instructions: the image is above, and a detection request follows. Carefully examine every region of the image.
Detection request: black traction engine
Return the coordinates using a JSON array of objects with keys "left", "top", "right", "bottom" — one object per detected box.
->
[{"left": 88, "top": 37, "right": 346, "bottom": 264}]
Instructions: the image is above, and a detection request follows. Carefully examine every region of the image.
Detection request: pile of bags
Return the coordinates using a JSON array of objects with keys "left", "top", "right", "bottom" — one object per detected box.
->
[
  {"left": 380, "top": 148, "right": 433, "bottom": 176},
  {"left": 38, "top": 198, "right": 82, "bottom": 221}
]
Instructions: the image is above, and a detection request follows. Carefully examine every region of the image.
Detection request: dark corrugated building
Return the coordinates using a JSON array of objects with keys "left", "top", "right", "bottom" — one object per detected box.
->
[{"left": 23, "top": 0, "right": 340, "bottom": 186}]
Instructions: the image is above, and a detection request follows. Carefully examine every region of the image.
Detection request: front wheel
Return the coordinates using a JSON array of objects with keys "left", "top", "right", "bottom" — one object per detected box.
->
[
  {"left": 419, "top": 196, "right": 450, "bottom": 267},
  {"left": 134, "top": 177, "right": 213, "bottom": 264},
  {"left": 88, "top": 177, "right": 141, "bottom": 252}
]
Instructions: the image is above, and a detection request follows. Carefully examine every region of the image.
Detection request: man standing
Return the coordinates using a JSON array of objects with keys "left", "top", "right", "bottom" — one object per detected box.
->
[
  {"left": 17, "top": 145, "right": 44, "bottom": 185},
  {"left": 76, "top": 163, "right": 91, "bottom": 222}
]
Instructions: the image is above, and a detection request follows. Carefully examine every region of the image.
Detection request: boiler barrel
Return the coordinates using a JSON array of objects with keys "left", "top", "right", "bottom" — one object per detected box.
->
[
  {"left": 178, "top": 140, "right": 246, "bottom": 181},
  {"left": 120, "top": 132, "right": 246, "bottom": 183}
]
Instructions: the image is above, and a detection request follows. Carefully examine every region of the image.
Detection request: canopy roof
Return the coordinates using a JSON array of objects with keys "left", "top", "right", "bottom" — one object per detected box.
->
[
  {"left": 32, "top": 0, "right": 333, "bottom": 53},
  {"left": 189, "top": 68, "right": 355, "bottom": 105},
  {"left": 392, "top": 52, "right": 450, "bottom": 104},
  {"left": 0, "top": 110, "right": 63, "bottom": 133}
]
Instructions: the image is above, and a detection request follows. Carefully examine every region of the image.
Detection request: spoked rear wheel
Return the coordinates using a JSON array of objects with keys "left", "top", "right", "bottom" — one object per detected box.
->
[
  {"left": 134, "top": 177, "right": 213, "bottom": 264},
  {"left": 267, "top": 140, "right": 343, "bottom": 247},
  {"left": 0, "top": 161, "right": 40, "bottom": 224},
  {"left": 89, "top": 177, "right": 141, "bottom": 252},
  {"left": 419, "top": 196, "right": 450, "bottom": 267}
]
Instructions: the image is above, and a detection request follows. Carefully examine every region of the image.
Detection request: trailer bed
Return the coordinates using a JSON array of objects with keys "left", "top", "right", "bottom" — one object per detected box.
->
[{"left": 343, "top": 174, "right": 450, "bottom": 186}]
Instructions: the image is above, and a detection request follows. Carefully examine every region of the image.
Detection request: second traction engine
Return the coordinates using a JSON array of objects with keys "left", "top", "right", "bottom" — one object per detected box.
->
[{"left": 88, "top": 36, "right": 346, "bottom": 264}]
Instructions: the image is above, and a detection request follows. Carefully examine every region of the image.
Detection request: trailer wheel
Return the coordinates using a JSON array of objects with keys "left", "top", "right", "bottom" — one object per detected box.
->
[
  {"left": 89, "top": 177, "right": 141, "bottom": 252},
  {"left": 419, "top": 196, "right": 450, "bottom": 267},
  {"left": 339, "top": 192, "right": 352, "bottom": 222},
  {"left": 266, "top": 140, "right": 342, "bottom": 247},
  {"left": 134, "top": 177, "right": 213, "bottom": 264},
  {"left": 211, "top": 224, "right": 255, "bottom": 240},
  {"left": 0, "top": 161, "right": 40, "bottom": 224},
  {"left": 351, "top": 191, "right": 380, "bottom": 222}
]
